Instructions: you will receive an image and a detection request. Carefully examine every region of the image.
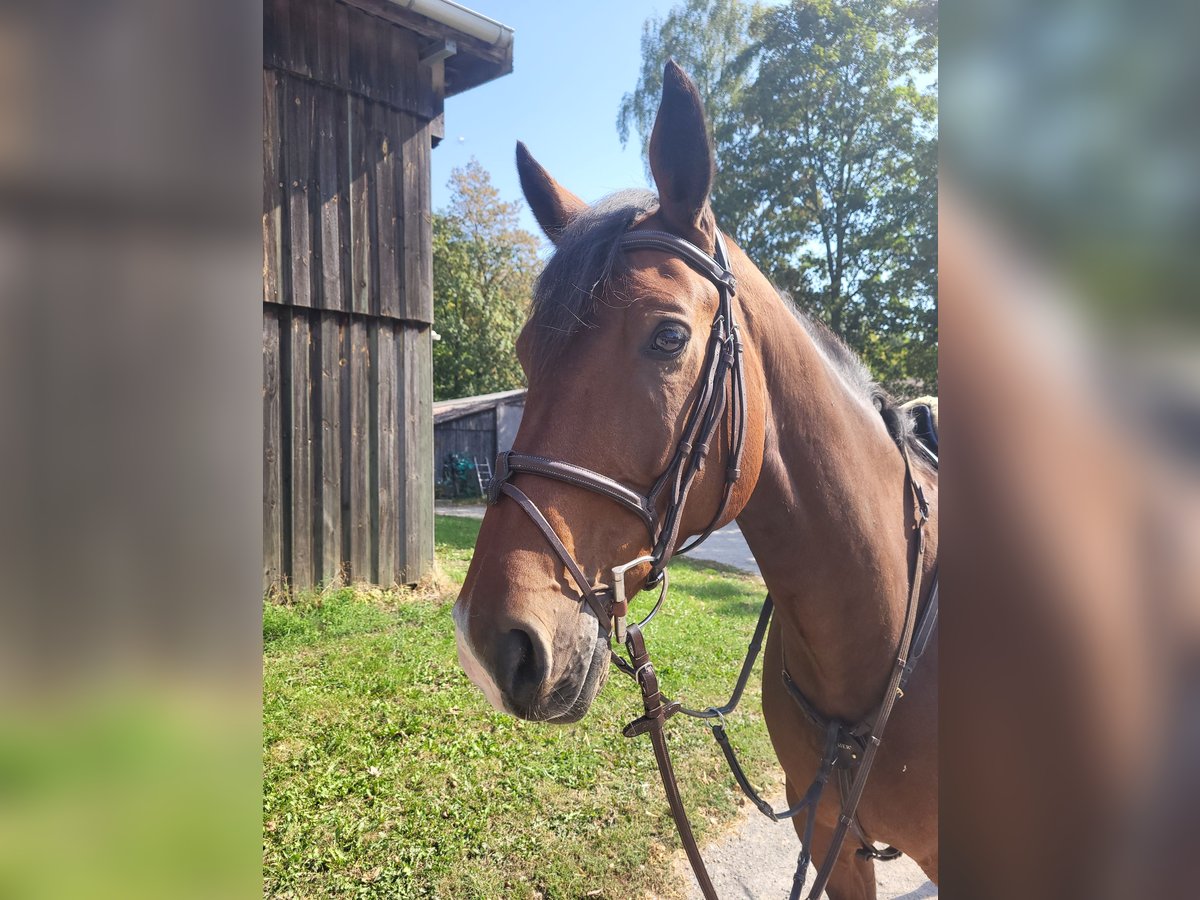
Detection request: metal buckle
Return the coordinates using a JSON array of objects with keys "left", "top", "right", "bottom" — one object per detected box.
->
[{"left": 610, "top": 554, "right": 655, "bottom": 643}]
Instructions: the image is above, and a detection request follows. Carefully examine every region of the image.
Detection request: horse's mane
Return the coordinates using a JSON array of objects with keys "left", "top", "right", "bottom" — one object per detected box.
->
[
  {"left": 525, "top": 189, "right": 658, "bottom": 373},
  {"left": 523, "top": 189, "right": 926, "bottom": 462},
  {"left": 779, "top": 295, "right": 924, "bottom": 458}
]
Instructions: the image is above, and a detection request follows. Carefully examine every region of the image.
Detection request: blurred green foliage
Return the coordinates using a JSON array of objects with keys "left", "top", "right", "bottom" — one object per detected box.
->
[
  {"left": 0, "top": 693, "right": 257, "bottom": 900},
  {"left": 943, "top": 0, "right": 1200, "bottom": 332}
]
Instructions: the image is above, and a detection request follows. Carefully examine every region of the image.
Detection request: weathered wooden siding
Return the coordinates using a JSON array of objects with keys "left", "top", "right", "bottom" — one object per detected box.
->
[
  {"left": 264, "top": 0, "right": 437, "bottom": 590},
  {"left": 434, "top": 410, "right": 497, "bottom": 483}
]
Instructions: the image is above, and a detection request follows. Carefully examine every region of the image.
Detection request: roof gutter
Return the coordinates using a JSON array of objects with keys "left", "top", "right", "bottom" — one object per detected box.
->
[{"left": 389, "top": 0, "right": 514, "bottom": 48}]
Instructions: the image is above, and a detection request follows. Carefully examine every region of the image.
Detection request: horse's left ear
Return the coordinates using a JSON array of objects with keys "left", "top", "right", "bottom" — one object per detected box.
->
[
  {"left": 649, "top": 60, "right": 715, "bottom": 240},
  {"left": 516, "top": 141, "right": 587, "bottom": 244}
]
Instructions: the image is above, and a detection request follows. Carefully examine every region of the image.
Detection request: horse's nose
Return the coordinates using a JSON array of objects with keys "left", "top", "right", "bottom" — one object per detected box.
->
[{"left": 494, "top": 626, "right": 548, "bottom": 713}]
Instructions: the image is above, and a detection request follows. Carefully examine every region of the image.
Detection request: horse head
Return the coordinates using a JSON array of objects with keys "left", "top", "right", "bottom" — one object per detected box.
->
[{"left": 452, "top": 63, "right": 768, "bottom": 722}]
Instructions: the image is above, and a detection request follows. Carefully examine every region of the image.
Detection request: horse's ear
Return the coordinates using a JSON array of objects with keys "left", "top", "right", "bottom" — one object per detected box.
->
[
  {"left": 649, "top": 60, "right": 714, "bottom": 238},
  {"left": 516, "top": 142, "right": 586, "bottom": 244}
]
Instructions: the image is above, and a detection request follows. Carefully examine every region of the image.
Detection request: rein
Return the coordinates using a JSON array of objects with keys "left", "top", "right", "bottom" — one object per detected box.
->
[{"left": 485, "top": 227, "right": 936, "bottom": 899}]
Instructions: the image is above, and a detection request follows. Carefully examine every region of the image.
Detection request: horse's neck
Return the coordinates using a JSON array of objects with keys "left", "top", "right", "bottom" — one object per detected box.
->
[{"left": 735, "top": 289, "right": 915, "bottom": 723}]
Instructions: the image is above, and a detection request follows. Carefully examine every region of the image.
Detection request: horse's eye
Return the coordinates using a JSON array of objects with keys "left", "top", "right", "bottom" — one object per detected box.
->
[{"left": 650, "top": 323, "right": 689, "bottom": 357}]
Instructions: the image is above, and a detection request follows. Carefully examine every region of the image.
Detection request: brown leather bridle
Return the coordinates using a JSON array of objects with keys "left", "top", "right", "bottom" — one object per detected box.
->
[
  {"left": 485, "top": 226, "right": 937, "bottom": 900},
  {"left": 486, "top": 228, "right": 748, "bottom": 643}
]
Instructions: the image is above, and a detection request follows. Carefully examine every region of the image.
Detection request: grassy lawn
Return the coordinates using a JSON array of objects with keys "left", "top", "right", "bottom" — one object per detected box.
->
[{"left": 263, "top": 516, "right": 779, "bottom": 899}]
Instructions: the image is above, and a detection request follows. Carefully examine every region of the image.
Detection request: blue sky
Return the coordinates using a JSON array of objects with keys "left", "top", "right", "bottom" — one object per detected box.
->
[{"left": 431, "top": 1, "right": 663, "bottom": 239}]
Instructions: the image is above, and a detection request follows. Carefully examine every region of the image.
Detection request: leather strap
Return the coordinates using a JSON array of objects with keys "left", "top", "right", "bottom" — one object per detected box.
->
[
  {"left": 901, "top": 571, "right": 937, "bottom": 694},
  {"left": 499, "top": 452, "right": 657, "bottom": 533},
  {"left": 624, "top": 624, "right": 717, "bottom": 899},
  {"left": 642, "top": 230, "right": 746, "bottom": 581},
  {"left": 619, "top": 230, "right": 738, "bottom": 292},
  {"left": 497, "top": 481, "right": 612, "bottom": 625}
]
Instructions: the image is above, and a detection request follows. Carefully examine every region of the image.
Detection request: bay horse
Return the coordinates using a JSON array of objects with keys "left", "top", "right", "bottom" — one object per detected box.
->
[{"left": 452, "top": 62, "right": 938, "bottom": 899}]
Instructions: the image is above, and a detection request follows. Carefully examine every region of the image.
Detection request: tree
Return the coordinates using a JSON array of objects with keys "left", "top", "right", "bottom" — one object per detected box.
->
[
  {"left": 432, "top": 160, "right": 541, "bottom": 400},
  {"left": 736, "top": 0, "right": 937, "bottom": 391},
  {"left": 619, "top": 0, "right": 938, "bottom": 393}
]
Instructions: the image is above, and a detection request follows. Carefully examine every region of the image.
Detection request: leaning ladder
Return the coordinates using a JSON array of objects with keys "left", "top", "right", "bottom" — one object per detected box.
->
[{"left": 474, "top": 456, "right": 493, "bottom": 497}]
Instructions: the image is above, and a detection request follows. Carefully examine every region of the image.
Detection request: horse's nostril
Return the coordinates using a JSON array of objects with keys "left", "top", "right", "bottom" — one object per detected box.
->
[{"left": 498, "top": 627, "right": 546, "bottom": 712}]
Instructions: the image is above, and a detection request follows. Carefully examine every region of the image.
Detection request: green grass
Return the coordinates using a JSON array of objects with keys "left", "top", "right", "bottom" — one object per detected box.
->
[{"left": 263, "top": 516, "right": 778, "bottom": 899}]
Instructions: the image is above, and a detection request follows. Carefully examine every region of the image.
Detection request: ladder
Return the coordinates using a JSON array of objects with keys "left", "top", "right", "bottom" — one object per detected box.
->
[{"left": 474, "top": 456, "right": 493, "bottom": 497}]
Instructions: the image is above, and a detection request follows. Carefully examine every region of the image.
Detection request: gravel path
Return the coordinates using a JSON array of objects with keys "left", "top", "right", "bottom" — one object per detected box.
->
[
  {"left": 435, "top": 501, "right": 488, "bottom": 518},
  {"left": 437, "top": 505, "right": 937, "bottom": 897},
  {"left": 674, "top": 795, "right": 936, "bottom": 899}
]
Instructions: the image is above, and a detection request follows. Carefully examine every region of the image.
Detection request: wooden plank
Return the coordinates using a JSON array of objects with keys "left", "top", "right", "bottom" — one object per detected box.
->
[
  {"left": 375, "top": 321, "right": 399, "bottom": 585},
  {"left": 263, "top": 0, "right": 289, "bottom": 72},
  {"left": 373, "top": 102, "right": 401, "bottom": 319},
  {"left": 401, "top": 116, "right": 433, "bottom": 323},
  {"left": 414, "top": 119, "right": 432, "bottom": 320},
  {"left": 415, "top": 31, "right": 436, "bottom": 119},
  {"left": 388, "top": 23, "right": 429, "bottom": 117},
  {"left": 263, "top": 0, "right": 277, "bottom": 71},
  {"left": 415, "top": 324, "right": 436, "bottom": 582},
  {"left": 287, "top": 0, "right": 317, "bottom": 79},
  {"left": 336, "top": 95, "right": 352, "bottom": 314},
  {"left": 401, "top": 324, "right": 434, "bottom": 582},
  {"left": 314, "top": 83, "right": 347, "bottom": 312},
  {"left": 310, "top": 0, "right": 334, "bottom": 86},
  {"left": 338, "top": 309, "right": 353, "bottom": 573},
  {"left": 347, "top": 317, "right": 371, "bottom": 580},
  {"left": 330, "top": 1, "right": 351, "bottom": 90},
  {"left": 429, "top": 55, "right": 446, "bottom": 146},
  {"left": 263, "top": 308, "right": 284, "bottom": 592},
  {"left": 347, "top": 4, "right": 375, "bottom": 99},
  {"left": 318, "top": 313, "right": 344, "bottom": 584},
  {"left": 286, "top": 75, "right": 315, "bottom": 308},
  {"left": 384, "top": 17, "right": 414, "bottom": 111},
  {"left": 396, "top": 323, "right": 411, "bottom": 578},
  {"left": 348, "top": 95, "right": 373, "bottom": 316},
  {"left": 289, "top": 310, "right": 315, "bottom": 587},
  {"left": 363, "top": 8, "right": 385, "bottom": 107},
  {"left": 263, "top": 69, "right": 284, "bottom": 306},
  {"left": 266, "top": 0, "right": 442, "bottom": 120}
]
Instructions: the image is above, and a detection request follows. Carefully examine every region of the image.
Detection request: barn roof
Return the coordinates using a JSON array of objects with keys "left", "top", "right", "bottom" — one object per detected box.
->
[
  {"left": 433, "top": 388, "right": 526, "bottom": 424},
  {"left": 345, "top": 0, "right": 514, "bottom": 97}
]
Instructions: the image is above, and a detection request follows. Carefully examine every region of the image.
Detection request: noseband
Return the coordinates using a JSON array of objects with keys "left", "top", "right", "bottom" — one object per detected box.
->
[{"left": 485, "top": 228, "right": 747, "bottom": 643}]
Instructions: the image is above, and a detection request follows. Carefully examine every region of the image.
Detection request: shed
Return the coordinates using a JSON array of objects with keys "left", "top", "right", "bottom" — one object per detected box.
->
[
  {"left": 263, "top": 0, "right": 514, "bottom": 590},
  {"left": 433, "top": 389, "right": 526, "bottom": 491}
]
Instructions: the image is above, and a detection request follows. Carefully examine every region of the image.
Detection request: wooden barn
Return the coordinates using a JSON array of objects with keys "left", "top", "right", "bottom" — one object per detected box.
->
[
  {"left": 433, "top": 389, "right": 526, "bottom": 493},
  {"left": 263, "top": 0, "right": 513, "bottom": 590}
]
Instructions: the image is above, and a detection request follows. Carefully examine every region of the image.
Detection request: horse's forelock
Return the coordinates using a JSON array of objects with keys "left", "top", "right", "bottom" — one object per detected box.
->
[{"left": 524, "top": 189, "right": 658, "bottom": 374}]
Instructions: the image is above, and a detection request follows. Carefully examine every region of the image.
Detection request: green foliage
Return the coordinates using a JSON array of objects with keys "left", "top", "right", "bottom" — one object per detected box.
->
[
  {"left": 621, "top": 0, "right": 938, "bottom": 394},
  {"left": 263, "top": 517, "right": 779, "bottom": 899},
  {"left": 432, "top": 160, "right": 541, "bottom": 401}
]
